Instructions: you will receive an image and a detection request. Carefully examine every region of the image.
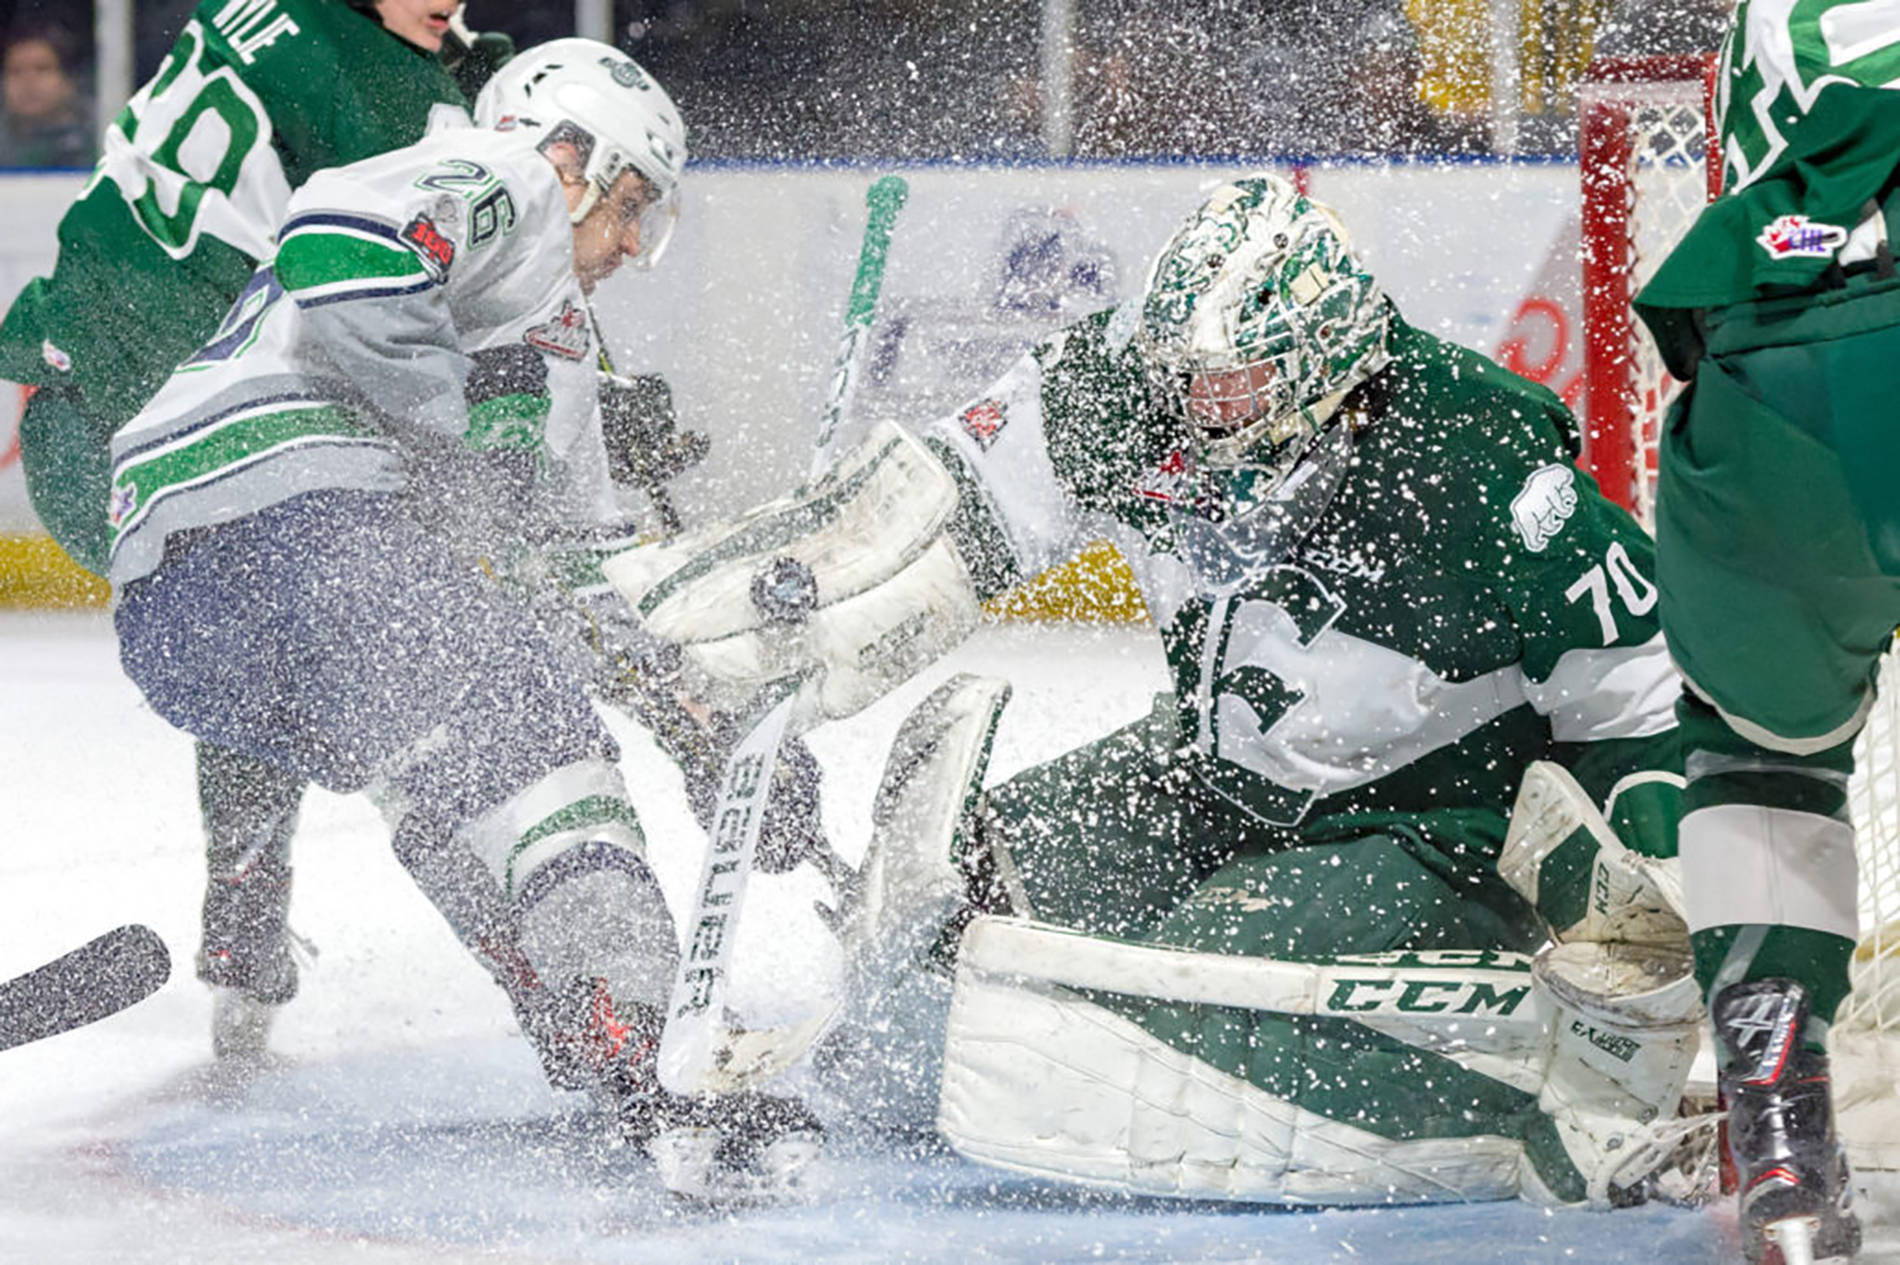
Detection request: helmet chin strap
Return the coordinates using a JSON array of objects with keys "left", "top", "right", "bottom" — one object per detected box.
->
[{"left": 569, "top": 180, "right": 603, "bottom": 226}]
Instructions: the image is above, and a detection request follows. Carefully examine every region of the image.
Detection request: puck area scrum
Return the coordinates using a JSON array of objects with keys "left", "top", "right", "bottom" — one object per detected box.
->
[
  {"left": 605, "top": 173, "right": 1726, "bottom": 1212},
  {"left": 4, "top": 11, "right": 1870, "bottom": 1258}
]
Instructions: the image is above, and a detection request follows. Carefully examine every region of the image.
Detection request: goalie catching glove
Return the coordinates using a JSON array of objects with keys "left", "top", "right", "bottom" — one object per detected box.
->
[{"left": 601, "top": 421, "right": 981, "bottom": 728}]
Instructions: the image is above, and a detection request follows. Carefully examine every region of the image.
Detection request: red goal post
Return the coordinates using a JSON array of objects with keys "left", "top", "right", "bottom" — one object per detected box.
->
[
  {"left": 1577, "top": 54, "right": 1719, "bottom": 522},
  {"left": 1577, "top": 52, "right": 1900, "bottom": 1174}
]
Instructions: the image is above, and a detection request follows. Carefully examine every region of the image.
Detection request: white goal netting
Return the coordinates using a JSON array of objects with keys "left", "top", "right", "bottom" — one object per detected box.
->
[{"left": 1579, "top": 55, "right": 1900, "bottom": 1172}]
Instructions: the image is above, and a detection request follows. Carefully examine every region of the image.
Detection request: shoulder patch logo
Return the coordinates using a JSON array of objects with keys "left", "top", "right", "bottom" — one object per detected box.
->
[
  {"left": 524, "top": 299, "right": 592, "bottom": 361},
  {"left": 400, "top": 213, "right": 456, "bottom": 280},
  {"left": 959, "top": 398, "right": 1008, "bottom": 450},
  {"left": 600, "top": 55, "right": 652, "bottom": 91},
  {"left": 40, "top": 338, "right": 71, "bottom": 372},
  {"left": 1510, "top": 463, "right": 1579, "bottom": 553},
  {"left": 1757, "top": 214, "right": 1849, "bottom": 261}
]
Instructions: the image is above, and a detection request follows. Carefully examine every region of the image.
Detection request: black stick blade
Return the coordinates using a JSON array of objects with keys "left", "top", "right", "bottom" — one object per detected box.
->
[{"left": 0, "top": 924, "right": 172, "bottom": 1053}]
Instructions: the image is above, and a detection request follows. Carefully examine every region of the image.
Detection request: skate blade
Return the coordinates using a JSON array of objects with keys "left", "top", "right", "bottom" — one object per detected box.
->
[
  {"left": 648, "top": 1125, "right": 824, "bottom": 1205},
  {"left": 1761, "top": 1214, "right": 1840, "bottom": 1265},
  {"left": 210, "top": 986, "right": 279, "bottom": 1061}
]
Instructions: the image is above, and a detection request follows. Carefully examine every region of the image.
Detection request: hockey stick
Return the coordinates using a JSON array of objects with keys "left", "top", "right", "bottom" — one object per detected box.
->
[
  {"left": 0, "top": 924, "right": 171, "bottom": 1053},
  {"left": 658, "top": 174, "right": 909, "bottom": 1095}
]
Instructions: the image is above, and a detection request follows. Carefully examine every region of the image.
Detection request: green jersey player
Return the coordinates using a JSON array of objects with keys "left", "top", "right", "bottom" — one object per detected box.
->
[
  {"left": 1635, "top": 3, "right": 1898, "bottom": 1261},
  {"left": 607, "top": 175, "right": 1708, "bottom": 1209},
  {"left": 1, "top": 0, "right": 481, "bottom": 575},
  {"left": 0, "top": 0, "right": 515, "bottom": 1064}
]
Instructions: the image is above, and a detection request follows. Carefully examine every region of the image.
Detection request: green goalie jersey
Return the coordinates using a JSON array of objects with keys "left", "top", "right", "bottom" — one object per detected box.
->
[
  {"left": 923, "top": 305, "right": 1681, "bottom": 845},
  {"left": 0, "top": 0, "right": 470, "bottom": 425},
  {"left": 1637, "top": 0, "right": 1900, "bottom": 367}
]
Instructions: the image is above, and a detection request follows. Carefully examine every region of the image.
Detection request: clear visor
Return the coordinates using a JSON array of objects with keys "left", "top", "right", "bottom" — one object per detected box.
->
[
  {"left": 595, "top": 170, "right": 680, "bottom": 270},
  {"left": 629, "top": 188, "right": 679, "bottom": 270},
  {"left": 584, "top": 144, "right": 682, "bottom": 270}
]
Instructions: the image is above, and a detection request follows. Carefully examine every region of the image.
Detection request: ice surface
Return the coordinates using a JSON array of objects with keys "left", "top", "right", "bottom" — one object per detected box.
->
[{"left": 1, "top": 610, "right": 1894, "bottom": 1264}]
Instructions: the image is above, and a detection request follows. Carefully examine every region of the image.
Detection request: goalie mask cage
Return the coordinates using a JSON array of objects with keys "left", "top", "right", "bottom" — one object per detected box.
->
[{"left": 1579, "top": 53, "right": 1900, "bottom": 1172}]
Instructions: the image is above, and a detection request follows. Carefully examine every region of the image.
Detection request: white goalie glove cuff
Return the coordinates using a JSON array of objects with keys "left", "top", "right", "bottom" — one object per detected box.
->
[
  {"left": 1525, "top": 939, "right": 1711, "bottom": 1208},
  {"left": 1500, "top": 761, "right": 1688, "bottom": 948},
  {"left": 601, "top": 421, "right": 981, "bottom": 727}
]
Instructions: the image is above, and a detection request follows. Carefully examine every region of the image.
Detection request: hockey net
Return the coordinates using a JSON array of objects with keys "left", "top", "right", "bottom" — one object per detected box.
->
[{"left": 1579, "top": 55, "right": 1900, "bottom": 1171}]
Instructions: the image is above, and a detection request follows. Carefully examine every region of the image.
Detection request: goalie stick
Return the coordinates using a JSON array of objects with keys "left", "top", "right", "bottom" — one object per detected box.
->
[
  {"left": 0, "top": 924, "right": 171, "bottom": 1053},
  {"left": 657, "top": 174, "right": 909, "bottom": 1095}
]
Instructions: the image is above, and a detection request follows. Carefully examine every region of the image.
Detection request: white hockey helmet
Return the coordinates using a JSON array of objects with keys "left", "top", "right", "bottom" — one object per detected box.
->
[
  {"left": 1136, "top": 174, "right": 1390, "bottom": 474},
  {"left": 475, "top": 38, "right": 687, "bottom": 264}
]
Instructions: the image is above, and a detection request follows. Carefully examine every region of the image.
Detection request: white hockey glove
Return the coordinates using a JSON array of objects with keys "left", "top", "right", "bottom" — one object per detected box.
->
[
  {"left": 600, "top": 421, "right": 982, "bottom": 729},
  {"left": 1527, "top": 939, "right": 1714, "bottom": 1208},
  {"left": 1499, "top": 761, "right": 1688, "bottom": 949}
]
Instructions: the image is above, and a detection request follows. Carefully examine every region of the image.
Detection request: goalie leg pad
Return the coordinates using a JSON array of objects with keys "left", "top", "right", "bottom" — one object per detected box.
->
[
  {"left": 807, "top": 673, "right": 1011, "bottom": 1125},
  {"left": 1501, "top": 761, "right": 1688, "bottom": 947},
  {"left": 937, "top": 917, "right": 1546, "bottom": 1204},
  {"left": 842, "top": 673, "right": 1013, "bottom": 1005}
]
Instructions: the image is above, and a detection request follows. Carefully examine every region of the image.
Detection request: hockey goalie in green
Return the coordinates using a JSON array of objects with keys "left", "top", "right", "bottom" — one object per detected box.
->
[{"left": 605, "top": 174, "right": 1713, "bottom": 1209}]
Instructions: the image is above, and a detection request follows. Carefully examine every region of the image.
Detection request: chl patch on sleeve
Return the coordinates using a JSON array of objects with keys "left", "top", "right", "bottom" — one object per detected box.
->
[
  {"left": 524, "top": 299, "right": 592, "bottom": 361},
  {"left": 959, "top": 398, "right": 1009, "bottom": 451},
  {"left": 1510, "top": 463, "right": 1578, "bottom": 553},
  {"left": 1756, "top": 214, "right": 1848, "bottom": 261}
]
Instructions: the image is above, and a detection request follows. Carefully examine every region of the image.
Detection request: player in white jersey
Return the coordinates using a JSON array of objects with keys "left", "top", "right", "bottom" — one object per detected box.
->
[
  {"left": 604, "top": 174, "right": 1712, "bottom": 1207},
  {"left": 107, "top": 41, "right": 819, "bottom": 1202}
]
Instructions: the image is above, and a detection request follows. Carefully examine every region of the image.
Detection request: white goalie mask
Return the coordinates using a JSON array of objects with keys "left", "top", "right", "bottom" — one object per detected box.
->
[
  {"left": 1135, "top": 174, "right": 1390, "bottom": 478},
  {"left": 475, "top": 38, "right": 687, "bottom": 266}
]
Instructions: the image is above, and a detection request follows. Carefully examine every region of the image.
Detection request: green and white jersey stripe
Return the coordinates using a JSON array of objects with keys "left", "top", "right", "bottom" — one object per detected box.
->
[
  {"left": 108, "top": 127, "right": 615, "bottom": 588},
  {"left": 274, "top": 214, "right": 437, "bottom": 303},
  {"left": 110, "top": 396, "right": 385, "bottom": 535}
]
